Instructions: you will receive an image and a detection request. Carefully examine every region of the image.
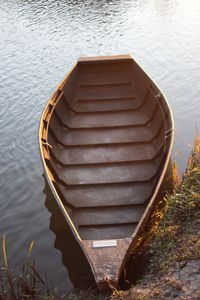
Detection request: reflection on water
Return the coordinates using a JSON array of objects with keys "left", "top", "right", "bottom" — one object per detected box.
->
[
  {"left": 43, "top": 178, "right": 95, "bottom": 289},
  {"left": 0, "top": 0, "right": 200, "bottom": 292}
]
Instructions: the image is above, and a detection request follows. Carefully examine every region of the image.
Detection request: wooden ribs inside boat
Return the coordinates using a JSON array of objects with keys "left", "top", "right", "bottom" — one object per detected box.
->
[{"left": 39, "top": 55, "right": 174, "bottom": 290}]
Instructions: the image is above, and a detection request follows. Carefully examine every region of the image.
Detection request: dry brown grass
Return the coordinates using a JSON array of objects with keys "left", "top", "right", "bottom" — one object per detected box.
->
[{"left": 187, "top": 130, "right": 200, "bottom": 171}]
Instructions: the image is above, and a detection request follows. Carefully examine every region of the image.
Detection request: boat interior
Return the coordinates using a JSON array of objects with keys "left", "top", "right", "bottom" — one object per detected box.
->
[{"left": 41, "top": 57, "right": 173, "bottom": 241}]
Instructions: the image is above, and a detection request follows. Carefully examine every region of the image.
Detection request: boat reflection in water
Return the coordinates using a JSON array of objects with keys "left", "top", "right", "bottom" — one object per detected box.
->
[{"left": 43, "top": 177, "right": 95, "bottom": 289}]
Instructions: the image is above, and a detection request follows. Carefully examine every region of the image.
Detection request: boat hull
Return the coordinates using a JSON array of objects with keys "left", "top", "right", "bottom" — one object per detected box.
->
[{"left": 39, "top": 55, "right": 174, "bottom": 290}]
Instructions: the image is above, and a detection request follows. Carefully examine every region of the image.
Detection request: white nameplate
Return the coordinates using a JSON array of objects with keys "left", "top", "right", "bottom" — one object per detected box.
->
[{"left": 92, "top": 240, "right": 117, "bottom": 248}]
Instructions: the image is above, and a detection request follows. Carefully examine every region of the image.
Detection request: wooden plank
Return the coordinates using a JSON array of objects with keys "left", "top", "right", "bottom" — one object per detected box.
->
[
  {"left": 55, "top": 100, "right": 148, "bottom": 128},
  {"left": 76, "top": 83, "right": 136, "bottom": 101},
  {"left": 71, "top": 205, "right": 145, "bottom": 226},
  {"left": 57, "top": 181, "right": 154, "bottom": 208},
  {"left": 74, "top": 97, "right": 141, "bottom": 112},
  {"left": 78, "top": 54, "right": 132, "bottom": 62},
  {"left": 79, "top": 224, "right": 136, "bottom": 240},
  {"left": 50, "top": 160, "right": 158, "bottom": 185},
  {"left": 48, "top": 136, "right": 156, "bottom": 165},
  {"left": 78, "top": 70, "right": 131, "bottom": 86},
  {"left": 78, "top": 60, "right": 131, "bottom": 73},
  {"left": 49, "top": 115, "right": 155, "bottom": 145}
]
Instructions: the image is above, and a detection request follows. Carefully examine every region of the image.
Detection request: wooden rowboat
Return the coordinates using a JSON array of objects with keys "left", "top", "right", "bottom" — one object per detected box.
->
[{"left": 39, "top": 55, "right": 174, "bottom": 290}]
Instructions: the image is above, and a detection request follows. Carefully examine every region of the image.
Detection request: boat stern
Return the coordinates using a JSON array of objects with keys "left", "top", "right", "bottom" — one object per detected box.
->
[{"left": 82, "top": 238, "right": 131, "bottom": 291}]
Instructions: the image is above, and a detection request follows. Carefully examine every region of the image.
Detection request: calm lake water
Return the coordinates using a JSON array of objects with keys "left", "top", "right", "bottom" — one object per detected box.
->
[{"left": 0, "top": 0, "right": 200, "bottom": 292}]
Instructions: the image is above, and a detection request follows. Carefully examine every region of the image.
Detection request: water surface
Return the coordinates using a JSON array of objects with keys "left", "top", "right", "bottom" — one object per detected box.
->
[{"left": 0, "top": 0, "right": 200, "bottom": 291}]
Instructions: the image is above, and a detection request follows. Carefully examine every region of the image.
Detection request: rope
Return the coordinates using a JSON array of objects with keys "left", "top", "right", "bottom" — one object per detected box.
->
[{"left": 41, "top": 141, "right": 52, "bottom": 149}]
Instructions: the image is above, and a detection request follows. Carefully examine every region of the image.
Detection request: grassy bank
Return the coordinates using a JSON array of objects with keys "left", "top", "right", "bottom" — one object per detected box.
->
[
  {"left": 112, "top": 134, "right": 200, "bottom": 299},
  {"left": 1, "top": 135, "right": 200, "bottom": 299}
]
